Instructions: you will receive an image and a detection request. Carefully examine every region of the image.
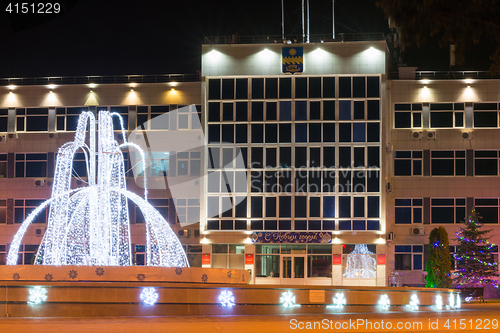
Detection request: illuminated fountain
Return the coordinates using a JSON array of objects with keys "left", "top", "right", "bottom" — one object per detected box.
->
[{"left": 7, "top": 111, "right": 189, "bottom": 267}]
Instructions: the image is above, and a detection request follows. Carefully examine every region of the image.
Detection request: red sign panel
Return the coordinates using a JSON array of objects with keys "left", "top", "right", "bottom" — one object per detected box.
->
[
  {"left": 332, "top": 254, "right": 341, "bottom": 265},
  {"left": 377, "top": 254, "right": 386, "bottom": 265},
  {"left": 245, "top": 254, "right": 254, "bottom": 265},
  {"left": 202, "top": 253, "right": 211, "bottom": 265}
]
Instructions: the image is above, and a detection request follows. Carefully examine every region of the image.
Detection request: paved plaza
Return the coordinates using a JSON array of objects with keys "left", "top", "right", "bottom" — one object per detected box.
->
[{"left": 1, "top": 303, "right": 499, "bottom": 333}]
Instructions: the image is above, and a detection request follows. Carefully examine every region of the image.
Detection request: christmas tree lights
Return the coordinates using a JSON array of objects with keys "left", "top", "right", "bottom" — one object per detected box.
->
[
  {"left": 6, "top": 111, "right": 189, "bottom": 267},
  {"left": 453, "top": 209, "right": 499, "bottom": 289}
]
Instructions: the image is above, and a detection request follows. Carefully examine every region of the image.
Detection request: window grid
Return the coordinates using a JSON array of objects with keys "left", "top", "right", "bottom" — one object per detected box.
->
[{"left": 394, "top": 245, "right": 423, "bottom": 270}]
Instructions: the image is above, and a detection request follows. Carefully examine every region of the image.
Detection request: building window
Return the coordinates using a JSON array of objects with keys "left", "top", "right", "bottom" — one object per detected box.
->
[
  {"left": 0, "top": 200, "right": 6, "bottom": 224},
  {"left": 0, "top": 154, "right": 6, "bottom": 178},
  {"left": 395, "top": 245, "right": 423, "bottom": 270},
  {"left": 17, "top": 108, "right": 49, "bottom": 132},
  {"left": 56, "top": 107, "right": 88, "bottom": 131},
  {"left": 15, "top": 199, "right": 47, "bottom": 224},
  {"left": 430, "top": 103, "right": 454, "bottom": 128},
  {"left": 307, "top": 244, "right": 332, "bottom": 278},
  {"left": 255, "top": 244, "right": 280, "bottom": 277},
  {"left": 475, "top": 198, "right": 499, "bottom": 223},
  {"left": 474, "top": 150, "right": 498, "bottom": 176},
  {"left": 395, "top": 199, "right": 422, "bottom": 224},
  {"left": 135, "top": 198, "right": 169, "bottom": 224},
  {"left": 15, "top": 153, "right": 48, "bottom": 178},
  {"left": 136, "top": 152, "right": 169, "bottom": 177},
  {"left": 394, "top": 103, "right": 422, "bottom": 128},
  {"left": 134, "top": 244, "right": 146, "bottom": 265},
  {"left": 0, "top": 109, "right": 7, "bottom": 132},
  {"left": 473, "top": 103, "right": 498, "bottom": 128},
  {"left": 0, "top": 244, "right": 6, "bottom": 265},
  {"left": 184, "top": 245, "right": 202, "bottom": 267},
  {"left": 431, "top": 198, "right": 466, "bottom": 224},
  {"left": 431, "top": 150, "right": 465, "bottom": 176},
  {"left": 110, "top": 106, "right": 128, "bottom": 131},
  {"left": 176, "top": 198, "right": 200, "bottom": 225},
  {"left": 212, "top": 244, "right": 245, "bottom": 270},
  {"left": 16, "top": 244, "right": 39, "bottom": 265},
  {"left": 394, "top": 151, "right": 422, "bottom": 176}
]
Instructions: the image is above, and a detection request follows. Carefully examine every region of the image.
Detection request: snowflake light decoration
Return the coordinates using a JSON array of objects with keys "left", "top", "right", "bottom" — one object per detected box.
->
[
  {"left": 140, "top": 287, "right": 159, "bottom": 305},
  {"left": 456, "top": 294, "right": 461, "bottom": 309},
  {"left": 407, "top": 294, "right": 419, "bottom": 311},
  {"left": 218, "top": 290, "right": 235, "bottom": 308},
  {"left": 28, "top": 286, "right": 48, "bottom": 305},
  {"left": 435, "top": 295, "right": 443, "bottom": 310},
  {"left": 378, "top": 294, "right": 390, "bottom": 310},
  {"left": 465, "top": 296, "right": 473, "bottom": 303},
  {"left": 6, "top": 111, "right": 189, "bottom": 268},
  {"left": 280, "top": 291, "right": 300, "bottom": 308},
  {"left": 327, "top": 293, "right": 346, "bottom": 310}
]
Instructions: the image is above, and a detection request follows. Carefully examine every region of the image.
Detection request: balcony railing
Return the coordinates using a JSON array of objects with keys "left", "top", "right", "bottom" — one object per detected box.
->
[
  {"left": 390, "top": 70, "right": 500, "bottom": 80},
  {"left": 0, "top": 73, "right": 201, "bottom": 86},
  {"left": 204, "top": 33, "right": 386, "bottom": 45}
]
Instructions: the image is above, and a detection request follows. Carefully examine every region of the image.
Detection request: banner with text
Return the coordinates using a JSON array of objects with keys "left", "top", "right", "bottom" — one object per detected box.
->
[{"left": 251, "top": 232, "right": 332, "bottom": 244}]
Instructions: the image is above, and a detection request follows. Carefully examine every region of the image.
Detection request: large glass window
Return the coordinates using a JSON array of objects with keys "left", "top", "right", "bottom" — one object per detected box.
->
[{"left": 395, "top": 245, "right": 423, "bottom": 270}]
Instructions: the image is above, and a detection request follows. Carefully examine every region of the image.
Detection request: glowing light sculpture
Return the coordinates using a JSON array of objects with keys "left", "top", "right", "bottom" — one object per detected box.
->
[
  {"left": 28, "top": 286, "right": 48, "bottom": 305},
  {"left": 6, "top": 111, "right": 189, "bottom": 267},
  {"left": 378, "top": 294, "right": 390, "bottom": 310},
  {"left": 448, "top": 293, "right": 455, "bottom": 309},
  {"left": 327, "top": 293, "right": 347, "bottom": 310},
  {"left": 140, "top": 287, "right": 159, "bottom": 305},
  {"left": 280, "top": 291, "right": 300, "bottom": 308},
  {"left": 218, "top": 290, "right": 235, "bottom": 308},
  {"left": 456, "top": 294, "right": 461, "bottom": 309},
  {"left": 407, "top": 294, "right": 419, "bottom": 311},
  {"left": 342, "top": 244, "right": 377, "bottom": 278},
  {"left": 435, "top": 295, "right": 443, "bottom": 310}
]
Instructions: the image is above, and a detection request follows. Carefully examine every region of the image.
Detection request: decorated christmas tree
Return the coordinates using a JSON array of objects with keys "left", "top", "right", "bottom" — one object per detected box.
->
[
  {"left": 453, "top": 209, "right": 499, "bottom": 288},
  {"left": 425, "top": 226, "right": 452, "bottom": 288}
]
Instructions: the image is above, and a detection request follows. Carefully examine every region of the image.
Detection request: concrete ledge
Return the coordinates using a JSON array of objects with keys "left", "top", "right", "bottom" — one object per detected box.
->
[
  {"left": 0, "top": 265, "right": 248, "bottom": 284},
  {"left": 0, "top": 281, "right": 460, "bottom": 317}
]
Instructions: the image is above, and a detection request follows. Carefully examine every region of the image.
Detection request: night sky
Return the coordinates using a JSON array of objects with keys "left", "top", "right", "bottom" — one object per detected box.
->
[{"left": 0, "top": 0, "right": 491, "bottom": 78}]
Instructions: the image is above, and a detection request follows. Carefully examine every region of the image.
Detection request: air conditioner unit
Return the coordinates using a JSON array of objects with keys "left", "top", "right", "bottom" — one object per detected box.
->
[
  {"left": 412, "top": 131, "right": 423, "bottom": 140},
  {"left": 411, "top": 227, "right": 424, "bottom": 236},
  {"left": 34, "top": 179, "right": 46, "bottom": 187},
  {"left": 427, "top": 131, "right": 436, "bottom": 140},
  {"left": 8, "top": 133, "right": 18, "bottom": 139},
  {"left": 462, "top": 132, "right": 473, "bottom": 140},
  {"left": 0, "top": 135, "right": 6, "bottom": 143},
  {"left": 386, "top": 231, "right": 395, "bottom": 241},
  {"left": 177, "top": 229, "right": 190, "bottom": 238}
]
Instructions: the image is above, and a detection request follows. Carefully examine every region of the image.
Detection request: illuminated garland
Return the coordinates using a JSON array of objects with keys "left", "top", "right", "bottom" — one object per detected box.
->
[
  {"left": 7, "top": 111, "right": 189, "bottom": 267},
  {"left": 453, "top": 210, "right": 499, "bottom": 289}
]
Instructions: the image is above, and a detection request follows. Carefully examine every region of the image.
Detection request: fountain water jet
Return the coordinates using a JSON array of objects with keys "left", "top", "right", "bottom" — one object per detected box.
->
[{"left": 7, "top": 111, "right": 189, "bottom": 267}]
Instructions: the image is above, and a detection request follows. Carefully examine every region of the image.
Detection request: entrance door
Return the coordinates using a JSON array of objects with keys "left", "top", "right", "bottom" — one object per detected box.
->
[{"left": 281, "top": 255, "right": 306, "bottom": 285}]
